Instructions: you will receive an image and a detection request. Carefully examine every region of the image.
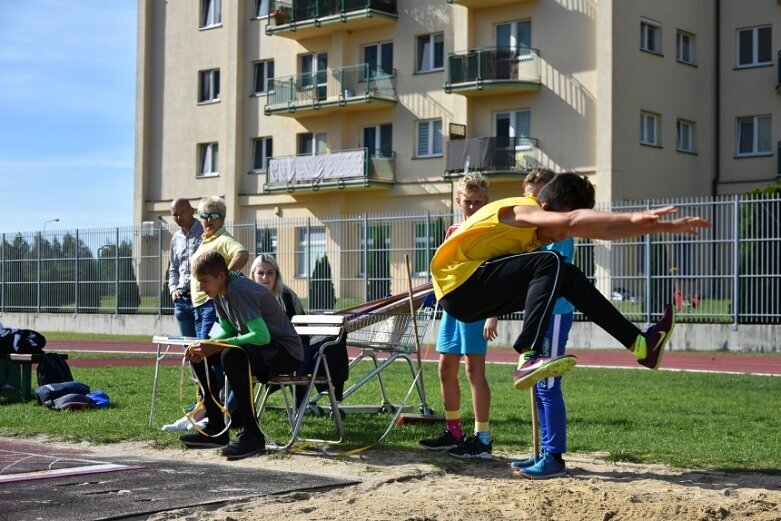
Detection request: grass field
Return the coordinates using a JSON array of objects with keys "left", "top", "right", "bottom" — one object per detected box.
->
[{"left": 1, "top": 359, "right": 779, "bottom": 473}]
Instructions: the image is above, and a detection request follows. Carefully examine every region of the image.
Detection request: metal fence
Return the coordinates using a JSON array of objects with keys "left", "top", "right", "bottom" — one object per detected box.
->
[{"left": 1, "top": 194, "right": 779, "bottom": 324}]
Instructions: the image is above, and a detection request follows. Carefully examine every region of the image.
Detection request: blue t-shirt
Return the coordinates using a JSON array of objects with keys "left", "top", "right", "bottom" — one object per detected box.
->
[{"left": 545, "top": 237, "right": 575, "bottom": 315}]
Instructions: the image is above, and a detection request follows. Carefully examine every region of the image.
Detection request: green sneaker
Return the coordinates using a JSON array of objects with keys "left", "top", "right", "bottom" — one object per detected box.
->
[{"left": 513, "top": 354, "right": 577, "bottom": 390}]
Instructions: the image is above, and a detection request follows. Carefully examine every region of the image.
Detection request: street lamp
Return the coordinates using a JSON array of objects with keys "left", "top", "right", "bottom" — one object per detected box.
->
[{"left": 43, "top": 218, "right": 60, "bottom": 232}]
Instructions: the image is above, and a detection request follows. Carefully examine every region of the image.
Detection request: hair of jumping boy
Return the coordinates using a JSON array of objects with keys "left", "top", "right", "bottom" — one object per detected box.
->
[{"left": 537, "top": 172, "right": 596, "bottom": 211}]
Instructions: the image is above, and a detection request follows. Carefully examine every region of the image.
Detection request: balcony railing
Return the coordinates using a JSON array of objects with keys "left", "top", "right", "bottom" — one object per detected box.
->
[
  {"left": 265, "top": 148, "right": 395, "bottom": 192},
  {"left": 444, "top": 136, "right": 540, "bottom": 178},
  {"left": 446, "top": 0, "right": 534, "bottom": 7},
  {"left": 777, "top": 50, "right": 781, "bottom": 95},
  {"left": 267, "top": 0, "right": 398, "bottom": 38},
  {"left": 265, "top": 64, "right": 397, "bottom": 116},
  {"left": 445, "top": 47, "right": 541, "bottom": 96}
]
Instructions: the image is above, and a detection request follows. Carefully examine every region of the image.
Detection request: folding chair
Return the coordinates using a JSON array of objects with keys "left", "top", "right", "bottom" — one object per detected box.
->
[{"left": 254, "top": 315, "right": 346, "bottom": 452}]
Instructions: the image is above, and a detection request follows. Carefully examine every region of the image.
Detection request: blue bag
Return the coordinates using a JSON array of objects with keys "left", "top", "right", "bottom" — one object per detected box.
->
[{"left": 87, "top": 391, "right": 110, "bottom": 408}]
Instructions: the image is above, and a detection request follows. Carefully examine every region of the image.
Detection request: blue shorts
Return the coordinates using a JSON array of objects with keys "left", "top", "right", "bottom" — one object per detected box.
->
[{"left": 436, "top": 310, "right": 488, "bottom": 356}]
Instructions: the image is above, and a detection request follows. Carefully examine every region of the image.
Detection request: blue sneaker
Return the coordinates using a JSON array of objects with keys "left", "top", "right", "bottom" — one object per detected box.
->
[
  {"left": 517, "top": 452, "right": 567, "bottom": 479},
  {"left": 510, "top": 450, "right": 545, "bottom": 470}
]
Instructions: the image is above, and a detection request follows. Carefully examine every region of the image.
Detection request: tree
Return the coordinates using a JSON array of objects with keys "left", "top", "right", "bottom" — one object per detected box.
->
[{"left": 309, "top": 255, "right": 336, "bottom": 311}]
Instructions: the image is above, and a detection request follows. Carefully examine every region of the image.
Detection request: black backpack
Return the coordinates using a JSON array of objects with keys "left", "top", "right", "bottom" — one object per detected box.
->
[{"left": 36, "top": 353, "right": 73, "bottom": 386}]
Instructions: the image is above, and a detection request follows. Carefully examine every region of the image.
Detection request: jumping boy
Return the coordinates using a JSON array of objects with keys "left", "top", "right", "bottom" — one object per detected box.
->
[
  {"left": 431, "top": 173, "right": 710, "bottom": 391},
  {"left": 179, "top": 250, "right": 303, "bottom": 460},
  {"left": 420, "top": 173, "right": 498, "bottom": 460}
]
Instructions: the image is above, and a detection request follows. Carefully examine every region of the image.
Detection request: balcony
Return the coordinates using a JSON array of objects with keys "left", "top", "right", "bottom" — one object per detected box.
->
[
  {"left": 445, "top": 47, "right": 541, "bottom": 96},
  {"left": 265, "top": 64, "right": 397, "bottom": 117},
  {"left": 447, "top": 0, "right": 534, "bottom": 8},
  {"left": 265, "top": 148, "right": 395, "bottom": 192},
  {"left": 267, "top": 0, "right": 398, "bottom": 39},
  {"left": 444, "top": 136, "right": 541, "bottom": 179}
]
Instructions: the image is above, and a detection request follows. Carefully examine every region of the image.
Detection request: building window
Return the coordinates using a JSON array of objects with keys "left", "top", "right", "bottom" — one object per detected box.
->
[
  {"left": 414, "top": 220, "right": 445, "bottom": 276},
  {"left": 255, "top": 227, "right": 277, "bottom": 255},
  {"left": 737, "top": 26, "right": 771, "bottom": 67},
  {"left": 363, "top": 42, "right": 394, "bottom": 78},
  {"left": 200, "top": 0, "right": 221, "bottom": 28},
  {"left": 640, "top": 19, "right": 661, "bottom": 54},
  {"left": 298, "top": 132, "right": 327, "bottom": 156},
  {"left": 640, "top": 112, "right": 659, "bottom": 146},
  {"left": 676, "top": 119, "right": 695, "bottom": 153},
  {"left": 495, "top": 109, "right": 531, "bottom": 146},
  {"left": 363, "top": 124, "right": 393, "bottom": 158},
  {"left": 198, "top": 69, "right": 220, "bottom": 103},
  {"left": 198, "top": 143, "right": 219, "bottom": 177},
  {"left": 255, "top": 0, "right": 269, "bottom": 18},
  {"left": 416, "top": 33, "right": 444, "bottom": 73},
  {"left": 416, "top": 119, "right": 443, "bottom": 158},
  {"left": 300, "top": 52, "right": 328, "bottom": 100},
  {"left": 676, "top": 31, "right": 694, "bottom": 64},
  {"left": 252, "top": 137, "right": 273, "bottom": 172},
  {"left": 253, "top": 60, "right": 274, "bottom": 95},
  {"left": 737, "top": 115, "right": 772, "bottom": 156},
  {"left": 496, "top": 20, "right": 532, "bottom": 54},
  {"left": 296, "top": 226, "right": 326, "bottom": 278}
]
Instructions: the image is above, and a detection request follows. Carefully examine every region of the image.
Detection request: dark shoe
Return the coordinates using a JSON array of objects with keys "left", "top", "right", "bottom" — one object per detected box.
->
[
  {"left": 179, "top": 427, "right": 229, "bottom": 449},
  {"left": 510, "top": 450, "right": 545, "bottom": 470},
  {"left": 517, "top": 452, "right": 567, "bottom": 479},
  {"left": 638, "top": 303, "right": 675, "bottom": 370},
  {"left": 514, "top": 353, "right": 577, "bottom": 390},
  {"left": 447, "top": 435, "right": 493, "bottom": 460},
  {"left": 220, "top": 433, "right": 266, "bottom": 460},
  {"left": 419, "top": 429, "right": 464, "bottom": 451}
]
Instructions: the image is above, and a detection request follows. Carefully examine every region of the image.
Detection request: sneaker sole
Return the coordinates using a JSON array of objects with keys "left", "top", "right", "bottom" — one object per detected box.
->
[
  {"left": 517, "top": 468, "right": 567, "bottom": 480},
  {"left": 510, "top": 460, "right": 537, "bottom": 470},
  {"left": 514, "top": 356, "right": 577, "bottom": 390},
  {"left": 420, "top": 444, "right": 460, "bottom": 451},
  {"left": 448, "top": 452, "right": 493, "bottom": 461},
  {"left": 223, "top": 448, "right": 265, "bottom": 461},
  {"left": 181, "top": 440, "right": 227, "bottom": 449}
]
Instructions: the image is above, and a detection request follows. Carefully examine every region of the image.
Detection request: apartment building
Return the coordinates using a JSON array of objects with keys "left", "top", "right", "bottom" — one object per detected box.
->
[{"left": 134, "top": 0, "right": 781, "bottom": 226}]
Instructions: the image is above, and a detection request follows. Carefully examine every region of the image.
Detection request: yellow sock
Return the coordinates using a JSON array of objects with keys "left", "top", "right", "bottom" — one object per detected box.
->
[
  {"left": 475, "top": 421, "right": 489, "bottom": 433},
  {"left": 632, "top": 335, "right": 647, "bottom": 360}
]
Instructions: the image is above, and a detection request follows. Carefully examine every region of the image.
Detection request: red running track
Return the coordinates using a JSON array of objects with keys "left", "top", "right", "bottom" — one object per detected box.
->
[{"left": 47, "top": 340, "right": 781, "bottom": 376}]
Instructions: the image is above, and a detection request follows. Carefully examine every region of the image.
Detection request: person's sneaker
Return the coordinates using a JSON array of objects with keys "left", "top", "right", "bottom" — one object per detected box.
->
[
  {"left": 447, "top": 435, "right": 493, "bottom": 460},
  {"left": 510, "top": 450, "right": 545, "bottom": 470},
  {"left": 162, "top": 415, "right": 198, "bottom": 432},
  {"left": 186, "top": 418, "right": 209, "bottom": 431},
  {"left": 636, "top": 303, "right": 675, "bottom": 370},
  {"left": 514, "top": 353, "right": 577, "bottom": 390},
  {"left": 419, "top": 430, "right": 464, "bottom": 451},
  {"left": 220, "top": 433, "right": 266, "bottom": 461},
  {"left": 179, "top": 426, "right": 229, "bottom": 448},
  {"left": 517, "top": 452, "right": 567, "bottom": 480}
]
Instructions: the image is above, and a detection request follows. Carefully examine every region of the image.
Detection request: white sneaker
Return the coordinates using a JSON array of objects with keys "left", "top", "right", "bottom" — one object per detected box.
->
[
  {"left": 187, "top": 418, "right": 209, "bottom": 430},
  {"left": 161, "top": 415, "right": 194, "bottom": 432}
]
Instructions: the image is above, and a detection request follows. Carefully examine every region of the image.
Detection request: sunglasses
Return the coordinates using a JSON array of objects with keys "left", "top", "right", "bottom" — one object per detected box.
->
[{"left": 199, "top": 212, "right": 222, "bottom": 220}]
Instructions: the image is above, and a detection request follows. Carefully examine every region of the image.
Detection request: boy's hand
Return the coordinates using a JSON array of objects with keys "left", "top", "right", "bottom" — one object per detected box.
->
[
  {"left": 630, "top": 206, "right": 711, "bottom": 235},
  {"left": 185, "top": 342, "right": 221, "bottom": 363},
  {"left": 484, "top": 317, "right": 499, "bottom": 341}
]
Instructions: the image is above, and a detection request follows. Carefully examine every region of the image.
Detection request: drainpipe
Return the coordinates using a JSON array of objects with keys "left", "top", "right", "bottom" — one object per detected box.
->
[{"left": 712, "top": 0, "right": 721, "bottom": 196}]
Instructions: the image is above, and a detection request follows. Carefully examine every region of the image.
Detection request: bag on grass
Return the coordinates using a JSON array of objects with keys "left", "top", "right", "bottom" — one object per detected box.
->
[
  {"left": 36, "top": 353, "right": 73, "bottom": 386},
  {"left": 0, "top": 328, "right": 46, "bottom": 354},
  {"left": 87, "top": 391, "right": 110, "bottom": 408},
  {"left": 51, "top": 393, "right": 94, "bottom": 410},
  {"left": 35, "top": 381, "right": 90, "bottom": 406}
]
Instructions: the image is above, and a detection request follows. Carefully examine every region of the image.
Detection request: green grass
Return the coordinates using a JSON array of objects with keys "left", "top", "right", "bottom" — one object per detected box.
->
[{"left": 1, "top": 359, "right": 779, "bottom": 472}]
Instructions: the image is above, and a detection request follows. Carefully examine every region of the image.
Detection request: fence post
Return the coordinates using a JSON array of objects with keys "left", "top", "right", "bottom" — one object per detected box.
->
[
  {"left": 362, "top": 214, "right": 369, "bottom": 303},
  {"left": 36, "top": 232, "right": 42, "bottom": 313},
  {"left": 75, "top": 229, "right": 80, "bottom": 314},
  {"left": 0, "top": 233, "right": 4, "bottom": 313},
  {"left": 158, "top": 224, "right": 164, "bottom": 316},
  {"left": 115, "top": 227, "right": 120, "bottom": 315},
  {"left": 732, "top": 195, "right": 740, "bottom": 330},
  {"left": 425, "top": 211, "right": 432, "bottom": 283},
  {"left": 644, "top": 203, "right": 652, "bottom": 325}
]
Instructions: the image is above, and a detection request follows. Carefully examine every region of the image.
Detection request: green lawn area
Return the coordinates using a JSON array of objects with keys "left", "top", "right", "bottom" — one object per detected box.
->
[{"left": 1, "top": 359, "right": 779, "bottom": 472}]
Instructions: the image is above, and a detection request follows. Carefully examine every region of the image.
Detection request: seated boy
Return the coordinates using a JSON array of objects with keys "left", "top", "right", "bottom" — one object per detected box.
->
[
  {"left": 179, "top": 250, "right": 303, "bottom": 460},
  {"left": 431, "top": 173, "right": 710, "bottom": 388}
]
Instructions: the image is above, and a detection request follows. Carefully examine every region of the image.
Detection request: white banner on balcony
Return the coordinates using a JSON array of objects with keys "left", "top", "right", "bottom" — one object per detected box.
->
[{"left": 269, "top": 150, "right": 366, "bottom": 184}]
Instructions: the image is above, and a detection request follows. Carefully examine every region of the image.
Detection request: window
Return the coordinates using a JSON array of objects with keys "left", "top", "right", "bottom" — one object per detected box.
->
[
  {"left": 737, "top": 115, "right": 772, "bottom": 156},
  {"left": 737, "top": 26, "right": 771, "bottom": 67},
  {"left": 496, "top": 20, "right": 531, "bottom": 54},
  {"left": 255, "top": 0, "right": 269, "bottom": 18},
  {"left": 255, "top": 227, "right": 277, "bottom": 254},
  {"left": 252, "top": 137, "right": 273, "bottom": 172},
  {"left": 198, "top": 143, "right": 218, "bottom": 177},
  {"left": 363, "top": 42, "right": 394, "bottom": 78},
  {"left": 416, "top": 33, "right": 444, "bottom": 73},
  {"left": 360, "top": 225, "right": 390, "bottom": 301},
  {"left": 296, "top": 226, "right": 325, "bottom": 278},
  {"left": 362, "top": 124, "right": 393, "bottom": 158},
  {"left": 253, "top": 60, "right": 274, "bottom": 95},
  {"left": 300, "top": 52, "right": 328, "bottom": 100},
  {"left": 298, "top": 132, "right": 327, "bottom": 155},
  {"left": 676, "top": 119, "right": 695, "bottom": 152},
  {"left": 495, "top": 109, "right": 531, "bottom": 148},
  {"left": 414, "top": 219, "right": 445, "bottom": 276},
  {"left": 676, "top": 31, "right": 694, "bottom": 64},
  {"left": 640, "top": 19, "right": 661, "bottom": 54},
  {"left": 198, "top": 69, "right": 220, "bottom": 103},
  {"left": 416, "top": 119, "right": 443, "bottom": 157},
  {"left": 200, "top": 0, "right": 221, "bottom": 28},
  {"left": 640, "top": 112, "right": 659, "bottom": 146}
]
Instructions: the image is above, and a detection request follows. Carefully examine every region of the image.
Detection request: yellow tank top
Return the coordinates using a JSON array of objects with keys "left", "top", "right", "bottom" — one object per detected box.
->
[{"left": 431, "top": 197, "right": 541, "bottom": 299}]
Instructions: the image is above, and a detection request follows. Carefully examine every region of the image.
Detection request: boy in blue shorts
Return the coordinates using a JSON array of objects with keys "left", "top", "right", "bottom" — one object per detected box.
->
[{"left": 420, "top": 173, "right": 498, "bottom": 459}]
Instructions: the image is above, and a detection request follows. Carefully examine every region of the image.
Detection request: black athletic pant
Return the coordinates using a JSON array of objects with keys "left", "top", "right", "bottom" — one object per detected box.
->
[
  {"left": 192, "top": 342, "right": 300, "bottom": 439},
  {"left": 440, "top": 250, "right": 642, "bottom": 354}
]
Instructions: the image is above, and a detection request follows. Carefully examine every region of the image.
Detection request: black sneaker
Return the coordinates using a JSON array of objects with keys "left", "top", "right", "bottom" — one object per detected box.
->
[
  {"left": 447, "top": 435, "right": 493, "bottom": 460},
  {"left": 179, "top": 427, "right": 229, "bottom": 449},
  {"left": 220, "top": 433, "right": 266, "bottom": 461},
  {"left": 419, "top": 429, "right": 464, "bottom": 451}
]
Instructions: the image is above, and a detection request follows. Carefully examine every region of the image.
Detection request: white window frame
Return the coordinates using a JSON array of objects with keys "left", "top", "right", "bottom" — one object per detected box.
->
[
  {"left": 252, "top": 137, "right": 273, "bottom": 172},
  {"left": 494, "top": 109, "right": 531, "bottom": 149},
  {"left": 200, "top": 0, "right": 221, "bottom": 28},
  {"left": 676, "top": 30, "right": 694, "bottom": 64},
  {"left": 253, "top": 60, "right": 274, "bottom": 95},
  {"left": 676, "top": 119, "right": 695, "bottom": 153},
  {"left": 362, "top": 124, "right": 393, "bottom": 158},
  {"left": 736, "top": 115, "right": 772, "bottom": 156},
  {"left": 255, "top": 0, "right": 269, "bottom": 18},
  {"left": 363, "top": 41, "right": 394, "bottom": 78},
  {"left": 296, "top": 226, "right": 326, "bottom": 278},
  {"left": 416, "top": 119, "right": 443, "bottom": 158},
  {"left": 496, "top": 20, "right": 532, "bottom": 54},
  {"left": 640, "top": 19, "right": 662, "bottom": 54},
  {"left": 736, "top": 26, "right": 772, "bottom": 68},
  {"left": 198, "top": 69, "right": 220, "bottom": 103},
  {"left": 298, "top": 132, "right": 327, "bottom": 156},
  {"left": 416, "top": 33, "right": 444, "bottom": 73},
  {"left": 198, "top": 143, "right": 219, "bottom": 177},
  {"left": 640, "top": 111, "right": 660, "bottom": 146}
]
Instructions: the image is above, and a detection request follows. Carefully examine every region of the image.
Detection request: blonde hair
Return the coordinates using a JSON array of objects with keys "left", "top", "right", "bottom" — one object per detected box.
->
[
  {"left": 524, "top": 168, "right": 555, "bottom": 187},
  {"left": 456, "top": 172, "right": 489, "bottom": 196},
  {"left": 250, "top": 253, "right": 285, "bottom": 302},
  {"left": 197, "top": 195, "right": 227, "bottom": 217}
]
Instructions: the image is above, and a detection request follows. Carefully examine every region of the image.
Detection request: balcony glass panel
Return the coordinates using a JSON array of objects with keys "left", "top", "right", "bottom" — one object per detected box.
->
[
  {"left": 445, "top": 136, "right": 540, "bottom": 175},
  {"left": 446, "top": 47, "right": 540, "bottom": 91}
]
